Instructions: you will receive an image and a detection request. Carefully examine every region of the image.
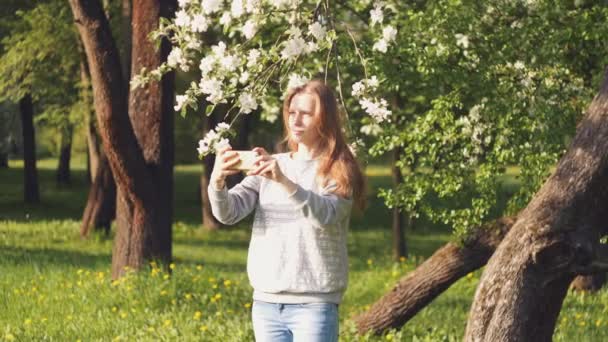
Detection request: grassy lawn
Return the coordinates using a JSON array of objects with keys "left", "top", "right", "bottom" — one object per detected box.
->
[{"left": 0, "top": 159, "right": 606, "bottom": 341}]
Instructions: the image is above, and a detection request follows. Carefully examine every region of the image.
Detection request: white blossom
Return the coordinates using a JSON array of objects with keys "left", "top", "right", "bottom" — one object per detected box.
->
[
  {"left": 174, "top": 94, "right": 188, "bottom": 111},
  {"left": 175, "top": 10, "right": 191, "bottom": 27},
  {"left": 287, "top": 74, "right": 309, "bottom": 91},
  {"left": 360, "top": 97, "right": 391, "bottom": 122},
  {"left": 199, "top": 77, "right": 224, "bottom": 104},
  {"left": 211, "top": 41, "right": 227, "bottom": 57},
  {"left": 239, "top": 71, "right": 250, "bottom": 84},
  {"left": 514, "top": 61, "right": 525, "bottom": 70},
  {"left": 219, "top": 11, "right": 232, "bottom": 26},
  {"left": 360, "top": 122, "right": 383, "bottom": 136},
  {"left": 246, "top": 0, "right": 262, "bottom": 13},
  {"left": 352, "top": 80, "right": 366, "bottom": 97},
  {"left": 308, "top": 22, "right": 326, "bottom": 40},
  {"left": 247, "top": 49, "right": 261, "bottom": 67},
  {"left": 199, "top": 55, "right": 215, "bottom": 75},
  {"left": 455, "top": 33, "right": 470, "bottom": 49},
  {"left": 220, "top": 54, "right": 240, "bottom": 72},
  {"left": 382, "top": 26, "right": 397, "bottom": 42},
  {"left": 373, "top": 39, "right": 388, "bottom": 53},
  {"left": 191, "top": 14, "right": 210, "bottom": 32},
  {"left": 231, "top": 0, "right": 245, "bottom": 18},
  {"left": 197, "top": 139, "right": 210, "bottom": 155},
  {"left": 370, "top": 5, "right": 384, "bottom": 26},
  {"left": 178, "top": 0, "right": 191, "bottom": 8},
  {"left": 216, "top": 122, "right": 231, "bottom": 131},
  {"left": 281, "top": 36, "right": 307, "bottom": 59},
  {"left": 215, "top": 138, "right": 231, "bottom": 150},
  {"left": 167, "top": 47, "right": 188, "bottom": 71},
  {"left": 238, "top": 92, "right": 258, "bottom": 114},
  {"left": 202, "top": 0, "right": 223, "bottom": 14},
  {"left": 241, "top": 19, "right": 257, "bottom": 40}
]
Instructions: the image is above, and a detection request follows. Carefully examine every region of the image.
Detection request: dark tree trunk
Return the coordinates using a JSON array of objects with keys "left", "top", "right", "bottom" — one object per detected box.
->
[
  {"left": 201, "top": 110, "right": 220, "bottom": 230},
  {"left": 570, "top": 273, "right": 606, "bottom": 292},
  {"left": 464, "top": 69, "right": 608, "bottom": 341},
  {"left": 68, "top": 0, "right": 176, "bottom": 279},
  {"left": 392, "top": 146, "right": 407, "bottom": 260},
  {"left": 355, "top": 216, "right": 515, "bottom": 335},
  {"left": 81, "top": 153, "right": 116, "bottom": 237},
  {"left": 121, "top": 0, "right": 131, "bottom": 88},
  {"left": 56, "top": 125, "right": 73, "bottom": 185},
  {"left": 19, "top": 93, "right": 39, "bottom": 203},
  {"left": 0, "top": 153, "right": 7, "bottom": 168}
]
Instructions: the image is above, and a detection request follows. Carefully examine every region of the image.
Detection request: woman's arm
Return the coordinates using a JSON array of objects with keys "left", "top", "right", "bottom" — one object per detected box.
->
[
  {"left": 283, "top": 181, "right": 353, "bottom": 227},
  {"left": 207, "top": 175, "right": 261, "bottom": 225}
]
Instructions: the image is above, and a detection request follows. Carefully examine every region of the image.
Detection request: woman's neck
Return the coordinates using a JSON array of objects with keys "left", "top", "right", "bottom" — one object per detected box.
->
[{"left": 293, "top": 143, "right": 319, "bottom": 160}]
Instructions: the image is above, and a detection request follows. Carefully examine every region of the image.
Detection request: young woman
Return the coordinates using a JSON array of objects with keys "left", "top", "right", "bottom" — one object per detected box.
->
[{"left": 208, "top": 79, "right": 366, "bottom": 342}]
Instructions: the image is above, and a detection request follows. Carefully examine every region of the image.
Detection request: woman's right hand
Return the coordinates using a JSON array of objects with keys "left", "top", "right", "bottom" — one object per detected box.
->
[{"left": 210, "top": 146, "right": 241, "bottom": 190}]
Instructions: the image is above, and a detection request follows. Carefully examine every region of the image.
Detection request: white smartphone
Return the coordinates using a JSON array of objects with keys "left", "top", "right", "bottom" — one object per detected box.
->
[{"left": 230, "top": 150, "right": 259, "bottom": 171}]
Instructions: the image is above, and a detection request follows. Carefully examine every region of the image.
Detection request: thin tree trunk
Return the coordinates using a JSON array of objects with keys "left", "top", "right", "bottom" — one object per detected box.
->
[
  {"left": 201, "top": 110, "right": 220, "bottom": 230},
  {"left": 355, "top": 216, "right": 515, "bottom": 335},
  {"left": 19, "top": 93, "right": 39, "bottom": 203},
  {"left": 0, "top": 153, "right": 7, "bottom": 168},
  {"left": 392, "top": 146, "right": 407, "bottom": 260},
  {"left": 69, "top": 0, "right": 176, "bottom": 279},
  {"left": 56, "top": 125, "right": 73, "bottom": 185},
  {"left": 464, "top": 68, "right": 608, "bottom": 341},
  {"left": 81, "top": 153, "right": 116, "bottom": 236}
]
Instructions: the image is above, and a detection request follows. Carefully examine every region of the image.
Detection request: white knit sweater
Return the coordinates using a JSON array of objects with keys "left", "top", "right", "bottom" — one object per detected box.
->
[{"left": 208, "top": 152, "right": 352, "bottom": 304}]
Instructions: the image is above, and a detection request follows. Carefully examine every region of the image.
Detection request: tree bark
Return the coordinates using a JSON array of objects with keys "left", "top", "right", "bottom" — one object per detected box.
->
[
  {"left": 201, "top": 110, "right": 220, "bottom": 230},
  {"left": 82, "top": 58, "right": 100, "bottom": 182},
  {"left": 56, "top": 124, "right": 73, "bottom": 185},
  {"left": 19, "top": 93, "right": 39, "bottom": 203},
  {"left": 355, "top": 216, "right": 515, "bottom": 335},
  {"left": 68, "top": 0, "right": 176, "bottom": 279},
  {"left": 392, "top": 146, "right": 407, "bottom": 260},
  {"left": 464, "top": 68, "right": 608, "bottom": 341},
  {"left": 81, "top": 153, "right": 116, "bottom": 237}
]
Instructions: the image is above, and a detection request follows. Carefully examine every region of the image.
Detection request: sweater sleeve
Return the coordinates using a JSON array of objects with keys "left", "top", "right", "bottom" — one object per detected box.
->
[
  {"left": 285, "top": 180, "right": 353, "bottom": 227},
  {"left": 207, "top": 175, "right": 261, "bottom": 225}
]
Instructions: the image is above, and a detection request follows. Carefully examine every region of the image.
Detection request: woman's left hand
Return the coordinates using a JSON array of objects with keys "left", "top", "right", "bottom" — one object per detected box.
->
[{"left": 247, "top": 147, "right": 297, "bottom": 193}]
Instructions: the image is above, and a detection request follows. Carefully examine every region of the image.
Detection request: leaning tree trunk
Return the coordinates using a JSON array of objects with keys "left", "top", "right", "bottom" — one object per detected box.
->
[
  {"left": 201, "top": 110, "right": 220, "bottom": 230},
  {"left": 19, "top": 93, "right": 39, "bottom": 203},
  {"left": 355, "top": 216, "right": 515, "bottom": 335},
  {"left": 392, "top": 146, "right": 407, "bottom": 260},
  {"left": 464, "top": 69, "right": 608, "bottom": 341},
  {"left": 81, "top": 153, "right": 116, "bottom": 237},
  {"left": 56, "top": 124, "right": 73, "bottom": 185},
  {"left": 69, "top": 0, "right": 176, "bottom": 279}
]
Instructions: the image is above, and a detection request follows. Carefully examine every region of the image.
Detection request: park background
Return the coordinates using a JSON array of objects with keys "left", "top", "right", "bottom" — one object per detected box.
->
[{"left": 2, "top": 0, "right": 608, "bottom": 341}]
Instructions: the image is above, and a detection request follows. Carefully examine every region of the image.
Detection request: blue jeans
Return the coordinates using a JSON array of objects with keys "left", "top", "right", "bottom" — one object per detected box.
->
[{"left": 251, "top": 300, "right": 339, "bottom": 342}]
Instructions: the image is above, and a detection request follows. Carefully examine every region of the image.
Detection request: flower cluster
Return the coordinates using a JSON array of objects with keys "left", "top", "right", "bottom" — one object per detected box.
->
[
  {"left": 352, "top": 76, "right": 392, "bottom": 123},
  {"left": 370, "top": 3, "right": 398, "bottom": 53},
  {"left": 197, "top": 122, "right": 232, "bottom": 156}
]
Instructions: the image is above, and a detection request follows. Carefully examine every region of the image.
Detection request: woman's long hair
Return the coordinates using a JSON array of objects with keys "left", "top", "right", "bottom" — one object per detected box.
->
[{"left": 282, "top": 79, "right": 367, "bottom": 211}]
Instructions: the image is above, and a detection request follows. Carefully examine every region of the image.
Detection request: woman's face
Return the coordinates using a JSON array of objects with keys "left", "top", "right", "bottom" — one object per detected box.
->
[{"left": 288, "top": 92, "right": 319, "bottom": 147}]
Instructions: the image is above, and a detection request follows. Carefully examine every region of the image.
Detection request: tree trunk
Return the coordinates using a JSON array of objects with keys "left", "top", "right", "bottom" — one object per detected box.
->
[
  {"left": 464, "top": 69, "right": 608, "bottom": 341},
  {"left": 81, "top": 153, "right": 116, "bottom": 237},
  {"left": 121, "top": 0, "right": 131, "bottom": 88},
  {"left": 0, "top": 153, "right": 7, "bottom": 168},
  {"left": 392, "top": 146, "right": 407, "bottom": 260},
  {"left": 355, "top": 216, "right": 515, "bottom": 335},
  {"left": 68, "top": 0, "right": 176, "bottom": 279},
  {"left": 56, "top": 124, "right": 73, "bottom": 186},
  {"left": 19, "top": 93, "right": 39, "bottom": 203},
  {"left": 82, "top": 58, "right": 100, "bottom": 183},
  {"left": 201, "top": 110, "right": 220, "bottom": 230}
]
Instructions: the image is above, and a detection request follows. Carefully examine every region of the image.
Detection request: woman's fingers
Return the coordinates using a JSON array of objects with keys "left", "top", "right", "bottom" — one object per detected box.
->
[
  {"left": 223, "top": 155, "right": 242, "bottom": 169},
  {"left": 222, "top": 151, "right": 239, "bottom": 163},
  {"left": 221, "top": 169, "right": 241, "bottom": 176},
  {"left": 252, "top": 147, "right": 269, "bottom": 157}
]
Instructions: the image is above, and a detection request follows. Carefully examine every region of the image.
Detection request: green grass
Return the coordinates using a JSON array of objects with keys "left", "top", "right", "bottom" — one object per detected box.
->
[{"left": 0, "top": 159, "right": 607, "bottom": 341}]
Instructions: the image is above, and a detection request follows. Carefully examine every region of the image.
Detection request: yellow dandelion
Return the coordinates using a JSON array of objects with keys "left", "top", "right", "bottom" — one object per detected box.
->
[
  {"left": 196, "top": 265, "right": 203, "bottom": 271},
  {"left": 224, "top": 280, "right": 232, "bottom": 287},
  {"left": 244, "top": 303, "right": 252, "bottom": 309},
  {"left": 200, "top": 325, "right": 208, "bottom": 332},
  {"left": 194, "top": 311, "right": 203, "bottom": 320},
  {"left": 5, "top": 333, "right": 15, "bottom": 341},
  {"left": 367, "top": 259, "right": 373, "bottom": 266},
  {"left": 212, "top": 284, "right": 218, "bottom": 289},
  {"left": 391, "top": 270, "right": 399, "bottom": 277},
  {"left": 171, "top": 299, "right": 176, "bottom": 305},
  {"left": 41, "top": 317, "right": 48, "bottom": 323},
  {"left": 163, "top": 319, "right": 172, "bottom": 327},
  {"left": 77, "top": 269, "right": 84, "bottom": 275},
  {"left": 120, "top": 312, "right": 128, "bottom": 319},
  {"left": 24, "top": 318, "right": 32, "bottom": 325},
  {"left": 169, "top": 263, "right": 175, "bottom": 270},
  {"left": 160, "top": 290, "right": 168, "bottom": 296},
  {"left": 147, "top": 326, "right": 155, "bottom": 332},
  {"left": 467, "top": 272, "right": 473, "bottom": 278},
  {"left": 163, "top": 274, "right": 170, "bottom": 280},
  {"left": 112, "top": 306, "right": 118, "bottom": 312},
  {"left": 399, "top": 256, "right": 406, "bottom": 263},
  {"left": 385, "top": 333, "right": 393, "bottom": 341},
  {"left": 596, "top": 319, "right": 602, "bottom": 327},
  {"left": 208, "top": 277, "right": 216, "bottom": 283}
]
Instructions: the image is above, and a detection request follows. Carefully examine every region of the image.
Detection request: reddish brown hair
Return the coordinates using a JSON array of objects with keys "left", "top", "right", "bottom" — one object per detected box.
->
[{"left": 282, "top": 79, "right": 367, "bottom": 211}]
